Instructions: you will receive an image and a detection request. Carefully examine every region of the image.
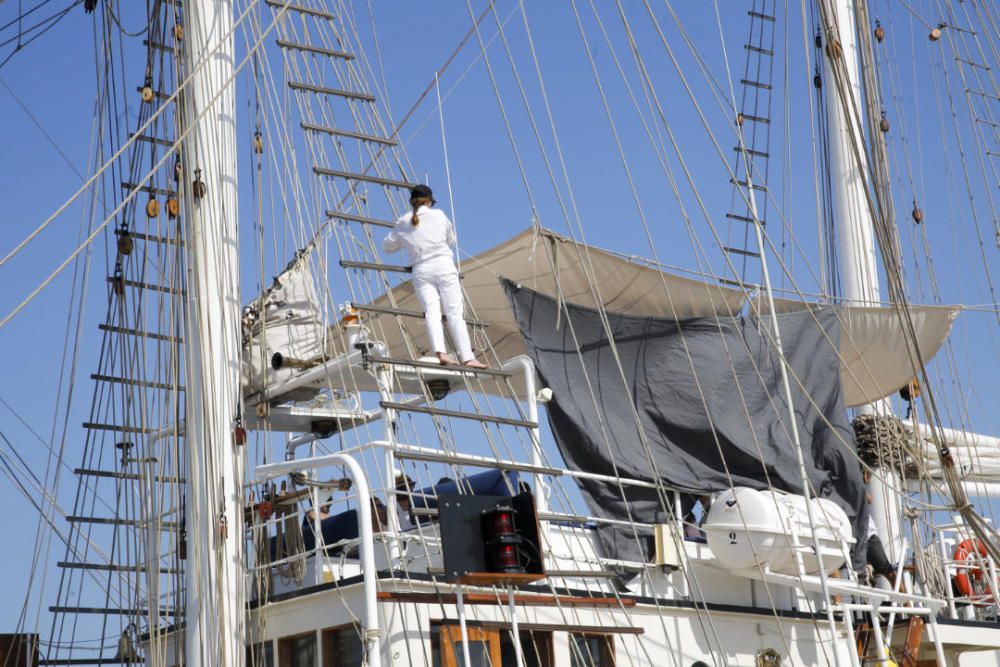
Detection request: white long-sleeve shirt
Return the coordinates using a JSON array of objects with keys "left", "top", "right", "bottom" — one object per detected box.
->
[{"left": 382, "top": 206, "right": 456, "bottom": 266}]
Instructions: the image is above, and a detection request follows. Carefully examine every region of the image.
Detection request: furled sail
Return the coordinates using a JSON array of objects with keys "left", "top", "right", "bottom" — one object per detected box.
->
[
  {"left": 502, "top": 279, "right": 867, "bottom": 565},
  {"left": 242, "top": 250, "right": 332, "bottom": 402}
]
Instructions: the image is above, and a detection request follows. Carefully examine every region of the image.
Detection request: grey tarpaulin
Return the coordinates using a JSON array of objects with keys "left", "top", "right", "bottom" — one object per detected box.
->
[{"left": 502, "top": 279, "right": 867, "bottom": 566}]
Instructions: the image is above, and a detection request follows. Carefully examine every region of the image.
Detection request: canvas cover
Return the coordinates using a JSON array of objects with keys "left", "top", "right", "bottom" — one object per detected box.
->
[
  {"left": 364, "top": 227, "right": 956, "bottom": 407},
  {"left": 502, "top": 279, "right": 867, "bottom": 565}
]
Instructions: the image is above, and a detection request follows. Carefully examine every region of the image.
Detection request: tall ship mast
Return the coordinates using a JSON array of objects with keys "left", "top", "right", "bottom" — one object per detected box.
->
[{"left": 2, "top": 1, "right": 1000, "bottom": 666}]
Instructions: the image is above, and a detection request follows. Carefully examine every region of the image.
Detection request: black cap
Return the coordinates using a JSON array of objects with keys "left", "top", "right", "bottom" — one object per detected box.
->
[{"left": 410, "top": 184, "right": 433, "bottom": 200}]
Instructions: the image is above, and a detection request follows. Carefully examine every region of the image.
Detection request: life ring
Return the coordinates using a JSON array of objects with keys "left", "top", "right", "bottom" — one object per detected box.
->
[{"left": 953, "top": 539, "right": 992, "bottom": 599}]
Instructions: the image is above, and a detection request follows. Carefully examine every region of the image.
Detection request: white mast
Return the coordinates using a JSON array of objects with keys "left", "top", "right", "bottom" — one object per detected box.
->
[
  {"left": 822, "top": 0, "right": 902, "bottom": 561},
  {"left": 180, "top": 0, "right": 245, "bottom": 665}
]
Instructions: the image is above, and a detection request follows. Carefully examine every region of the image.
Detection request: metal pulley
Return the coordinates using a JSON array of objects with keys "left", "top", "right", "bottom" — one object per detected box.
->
[
  {"left": 874, "top": 20, "right": 885, "bottom": 43},
  {"left": 192, "top": 167, "right": 206, "bottom": 199},
  {"left": 146, "top": 197, "right": 160, "bottom": 218}
]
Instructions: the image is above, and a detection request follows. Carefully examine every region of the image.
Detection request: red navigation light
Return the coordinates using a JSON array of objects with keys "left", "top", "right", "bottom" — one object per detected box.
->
[{"left": 482, "top": 505, "right": 525, "bottom": 574}]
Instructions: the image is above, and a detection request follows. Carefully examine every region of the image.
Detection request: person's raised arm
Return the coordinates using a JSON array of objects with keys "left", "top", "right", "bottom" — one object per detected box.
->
[{"left": 382, "top": 225, "right": 402, "bottom": 254}]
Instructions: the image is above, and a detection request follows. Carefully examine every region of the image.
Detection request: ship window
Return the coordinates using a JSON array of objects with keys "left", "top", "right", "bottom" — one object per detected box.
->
[
  {"left": 247, "top": 641, "right": 274, "bottom": 667},
  {"left": 432, "top": 624, "right": 552, "bottom": 667},
  {"left": 322, "top": 625, "right": 363, "bottom": 667},
  {"left": 500, "top": 630, "right": 552, "bottom": 667},
  {"left": 278, "top": 632, "right": 317, "bottom": 667},
  {"left": 569, "top": 633, "right": 613, "bottom": 667}
]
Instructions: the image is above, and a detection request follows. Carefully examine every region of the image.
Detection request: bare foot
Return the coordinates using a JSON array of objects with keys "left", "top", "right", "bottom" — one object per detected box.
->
[
  {"left": 462, "top": 358, "right": 489, "bottom": 369},
  {"left": 437, "top": 353, "right": 459, "bottom": 366}
]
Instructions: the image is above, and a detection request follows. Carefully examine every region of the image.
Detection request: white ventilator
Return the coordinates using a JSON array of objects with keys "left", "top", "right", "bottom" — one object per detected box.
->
[{"left": 703, "top": 487, "right": 854, "bottom": 576}]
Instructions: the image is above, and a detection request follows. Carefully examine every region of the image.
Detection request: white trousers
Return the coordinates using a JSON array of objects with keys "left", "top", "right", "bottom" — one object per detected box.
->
[{"left": 412, "top": 257, "right": 474, "bottom": 361}]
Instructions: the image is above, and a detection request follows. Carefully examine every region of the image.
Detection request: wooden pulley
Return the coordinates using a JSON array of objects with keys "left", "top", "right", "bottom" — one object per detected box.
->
[
  {"left": 166, "top": 197, "right": 179, "bottom": 218},
  {"left": 146, "top": 197, "right": 160, "bottom": 218},
  {"left": 255, "top": 402, "right": 268, "bottom": 419},
  {"left": 929, "top": 27, "right": 942, "bottom": 41},
  {"left": 111, "top": 275, "right": 126, "bottom": 297},
  {"left": 825, "top": 39, "right": 843, "bottom": 60},
  {"left": 258, "top": 499, "right": 273, "bottom": 521},
  {"left": 141, "top": 79, "right": 154, "bottom": 103},
  {"left": 192, "top": 168, "right": 206, "bottom": 199},
  {"left": 173, "top": 23, "right": 184, "bottom": 41},
  {"left": 219, "top": 514, "right": 229, "bottom": 540},
  {"left": 233, "top": 425, "right": 247, "bottom": 446},
  {"left": 174, "top": 160, "right": 182, "bottom": 182},
  {"left": 735, "top": 112, "right": 745, "bottom": 127},
  {"left": 813, "top": 70, "right": 822, "bottom": 89},
  {"left": 879, "top": 113, "right": 890, "bottom": 133},
  {"left": 874, "top": 20, "right": 885, "bottom": 43},
  {"left": 912, "top": 204, "right": 924, "bottom": 223},
  {"left": 253, "top": 130, "right": 263, "bottom": 154},
  {"left": 117, "top": 232, "right": 134, "bottom": 256}
]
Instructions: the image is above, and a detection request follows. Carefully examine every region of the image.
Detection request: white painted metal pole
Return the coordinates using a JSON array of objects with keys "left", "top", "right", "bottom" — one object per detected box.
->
[
  {"left": 180, "top": 0, "right": 244, "bottom": 665},
  {"left": 255, "top": 454, "right": 381, "bottom": 667},
  {"left": 823, "top": 0, "right": 903, "bottom": 563},
  {"left": 508, "top": 588, "right": 526, "bottom": 667},
  {"left": 502, "top": 356, "right": 547, "bottom": 512},
  {"left": 455, "top": 587, "right": 474, "bottom": 667}
]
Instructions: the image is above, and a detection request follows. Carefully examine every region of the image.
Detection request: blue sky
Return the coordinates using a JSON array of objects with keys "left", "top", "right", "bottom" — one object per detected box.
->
[{"left": 1, "top": 0, "right": 998, "bottom": 647}]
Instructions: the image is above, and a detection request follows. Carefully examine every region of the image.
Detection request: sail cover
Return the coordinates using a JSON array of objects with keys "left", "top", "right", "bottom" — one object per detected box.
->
[{"left": 502, "top": 279, "right": 867, "bottom": 565}]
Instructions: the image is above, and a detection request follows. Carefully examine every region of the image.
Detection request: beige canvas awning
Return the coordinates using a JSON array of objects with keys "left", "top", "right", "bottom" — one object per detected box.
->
[
  {"left": 756, "top": 298, "right": 959, "bottom": 408},
  {"left": 353, "top": 227, "right": 958, "bottom": 405}
]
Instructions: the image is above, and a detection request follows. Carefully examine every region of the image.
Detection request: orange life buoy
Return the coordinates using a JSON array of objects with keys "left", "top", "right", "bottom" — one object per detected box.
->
[{"left": 953, "top": 539, "right": 992, "bottom": 599}]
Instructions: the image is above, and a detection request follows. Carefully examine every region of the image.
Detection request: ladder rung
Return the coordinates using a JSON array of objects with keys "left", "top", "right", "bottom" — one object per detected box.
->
[
  {"left": 380, "top": 401, "right": 537, "bottom": 429},
  {"left": 730, "top": 179, "right": 768, "bottom": 192},
  {"left": 956, "top": 57, "right": 990, "bottom": 71},
  {"left": 121, "top": 182, "right": 176, "bottom": 197},
  {"left": 723, "top": 246, "right": 761, "bottom": 258},
  {"left": 738, "top": 114, "right": 770, "bottom": 124},
  {"left": 747, "top": 10, "right": 775, "bottom": 21},
  {"left": 369, "top": 355, "right": 514, "bottom": 378},
  {"left": 82, "top": 422, "right": 153, "bottom": 434},
  {"left": 313, "top": 167, "right": 415, "bottom": 189},
  {"left": 91, "top": 374, "right": 184, "bottom": 391},
  {"left": 351, "top": 302, "right": 488, "bottom": 328},
  {"left": 116, "top": 230, "right": 184, "bottom": 247},
  {"left": 134, "top": 86, "right": 170, "bottom": 101},
  {"left": 339, "top": 260, "right": 411, "bottom": 273},
  {"left": 726, "top": 213, "right": 764, "bottom": 225},
  {"left": 288, "top": 81, "right": 375, "bottom": 102},
  {"left": 276, "top": 39, "right": 353, "bottom": 60},
  {"left": 744, "top": 45, "right": 774, "bottom": 56},
  {"left": 325, "top": 210, "right": 394, "bottom": 228},
  {"left": 66, "top": 516, "right": 180, "bottom": 529},
  {"left": 74, "top": 468, "right": 185, "bottom": 483},
  {"left": 49, "top": 605, "right": 180, "bottom": 615},
  {"left": 301, "top": 122, "right": 397, "bottom": 145},
  {"left": 740, "top": 78, "right": 772, "bottom": 90},
  {"left": 56, "top": 562, "right": 177, "bottom": 574},
  {"left": 733, "top": 146, "right": 769, "bottom": 158},
  {"left": 265, "top": 0, "right": 335, "bottom": 20},
  {"left": 106, "top": 277, "right": 185, "bottom": 296},
  {"left": 130, "top": 134, "right": 175, "bottom": 148},
  {"left": 98, "top": 324, "right": 182, "bottom": 343},
  {"left": 718, "top": 277, "right": 759, "bottom": 289},
  {"left": 143, "top": 39, "right": 175, "bottom": 53},
  {"left": 966, "top": 88, "right": 1000, "bottom": 102}
]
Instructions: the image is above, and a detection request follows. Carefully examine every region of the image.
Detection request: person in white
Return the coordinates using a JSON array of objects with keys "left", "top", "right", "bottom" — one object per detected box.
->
[{"left": 382, "top": 184, "right": 488, "bottom": 368}]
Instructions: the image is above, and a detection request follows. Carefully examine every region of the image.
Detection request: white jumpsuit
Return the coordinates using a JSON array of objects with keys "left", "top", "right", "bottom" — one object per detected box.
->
[{"left": 382, "top": 206, "right": 475, "bottom": 361}]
